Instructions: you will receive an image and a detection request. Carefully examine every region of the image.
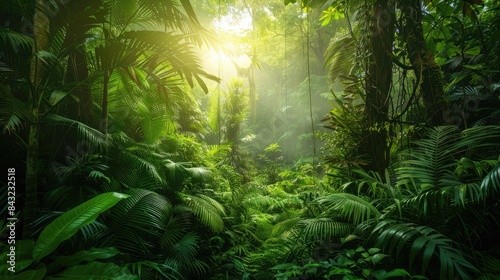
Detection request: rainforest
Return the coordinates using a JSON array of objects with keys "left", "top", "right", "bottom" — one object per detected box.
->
[{"left": 1, "top": 0, "right": 499, "bottom": 279}]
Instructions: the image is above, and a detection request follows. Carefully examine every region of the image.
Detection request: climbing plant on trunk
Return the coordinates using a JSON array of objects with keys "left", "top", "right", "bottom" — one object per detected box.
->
[
  {"left": 401, "top": 0, "right": 447, "bottom": 126},
  {"left": 360, "top": 0, "right": 395, "bottom": 175}
]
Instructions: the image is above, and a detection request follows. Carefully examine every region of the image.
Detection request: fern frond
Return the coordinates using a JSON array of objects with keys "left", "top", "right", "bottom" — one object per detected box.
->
[
  {"left": 298, "top": 218, "right": 354, "bottom": 242},
  {"left": 179, "top": 192, "right": 225, "bottom": 232},
  {"left": 44, "top": 114, "right": 107, "bottom": 150},
  {"left": 398, "top": 126, "right": 461, "bottom": 191},
  {"left": 324, "top": 35, "right": 356, "bottom": 82},
  {"left": 107, "top": 189, "right": 171, "bottom": 256},
  {"left": 271, "top": 217, "right": 301, "bottom": 237},
  {"left": 127, "top": 260, "right": 181, "bottom": 280},
  {"left": 373, "top": 221, "right": 478, "bottom": 280},
  {"left": 318, "top": 193, "right": 380, "bottom": 224},
  {"left": 166, "top": 232, "right": 199, "bottom": 263},
  {"left": 457, "top": 125, "right": 500, "bottom": 152},
  {"left": 0, "top": 87, "right": 32, "bottom": 134},
  {"left": 160, "top": 213, "right": 190, "bottom": 250}
]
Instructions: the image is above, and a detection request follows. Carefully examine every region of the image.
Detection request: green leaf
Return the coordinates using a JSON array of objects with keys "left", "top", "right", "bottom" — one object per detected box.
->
[
  {"left": 382, "top": 268, "right": 411, "bottom": 278},
  {"left": 271, "top": 263, "right": 301, "bottom": 270},
  {"left": 464, "top": 45, "right": 480, "bottom": 56},
  {"left": 32, "top": 192, "right": 129, "bottom": 260},
  {"left": 346, "top": 250, "right": 355, "bottom": 258},
  {"left": 481, "top": 165, "right": 500, "bottom": 197},
  {"left": 48, "top": 90, "right": 77, "bottom": 106},
  {"left": 341, "top": 234, "right": 360, "bottom": 244},
  {"left": 180, "top": 192, "right": 225, "bottom": 232},
  {"left": 368, "top": 248, "right": 381, "bottom": 255},
  {"left": 462, "top": 64, "right": 483, "bottom": 70},
  {"left": 371, "top": 254, "right": 387, "bottom": 265},
  {"left": 46, "top": 262, "right": 137, "bottom": 280},
  {"left": 318, "top": 193, "right": 380, "bottom": 224},
  {"left": 355, "top": 246, "right": 365, "bottom": 253},
  {"left": 47, "top": 247, "right": 120, "bottom": 272},
  {"left": 372, "top": 269, "right": 387, "bottom": 279},
  {"left": 362, "top": 268, "right": 372, "bottom": 277}
]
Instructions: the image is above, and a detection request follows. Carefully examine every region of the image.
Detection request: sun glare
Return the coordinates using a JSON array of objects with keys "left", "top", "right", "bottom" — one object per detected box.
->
[
  {"left": 213, "top": 9, "right": 252, "bottom": 35},
  {"left": 203, "top": 47, "right": 251, "bottom": 86},
  {"left": 202, "top": 10, "right": 253, "bottom": 87}
]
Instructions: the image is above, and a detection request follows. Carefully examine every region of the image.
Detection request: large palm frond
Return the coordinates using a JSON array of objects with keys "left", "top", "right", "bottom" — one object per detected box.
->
[
  {"left": 92, "top": 30, "right": 218, "bottom": 93},
  {"left": 0, "top": 27, "right": 33, "bottom": 76},
  {"left": 398, "top": 126, "right": 461, "bottom": 191},
  {"left": 44, "top": 114, "right": 107, "bottom": 150},
  {"left": 106, "top": 189, "right": 172, "bottom": 257},
  {"left": 164, "top": 232, "right": 209, "bottom": 277},
  {"left": 481, "top": 164, "right": 500, "bottom": 198},
  {"left": 397, "top": 126, "right": 500, "bottom": 215},
  {"left": 297, "top": 218, "right": 354, "bottom": 242},
  {"left": 372, "top": 220, "right": 478, "bottom": 280},
  {"left": 160, "top": 208, "right": 191, "bottom": 250},
  {"left": 0, "top": 84, "right": 32, "bottom": 134},
  {"left": 106, "top": 133, "right": 165, "bottom": 189},
  {"left": 318, "top": 193, "right": 381, "bottom": 224},
  {"left": 179, "top": 192, "right": 225, "bottom": 232},
  {"left": 324, "top": 35, "right": 356, "bottom": 83}
]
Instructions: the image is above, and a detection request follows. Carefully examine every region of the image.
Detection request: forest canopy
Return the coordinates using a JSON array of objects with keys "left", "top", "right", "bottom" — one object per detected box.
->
[{"left": 1, "top": 0, "right": 499, "bottom": 279}]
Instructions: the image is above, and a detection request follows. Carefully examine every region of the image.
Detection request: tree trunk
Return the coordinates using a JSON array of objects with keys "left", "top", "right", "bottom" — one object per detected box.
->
[
  {"left": 360, "top": 0, "right": 395, "bottom": 175},
  {"left": 248, "top": 65, "right": 256, "bottom": 124},
  {"left": 65, "top": 38, "right": 93, "bottom": 125},
  {"left": 23, "top": 108, "right": 39, "bottom": 239},
  {"left": 402, "top": 0, "right": 446, "bottom": 126},
  {"left": 23, "top": 0, "right": 49, "bottom": 239},
  {"left": 101, "top": 69, "right": 110, "bottom": 134},
  {"left": 61, "top": 0, "right": 105, "bottom": 125}
]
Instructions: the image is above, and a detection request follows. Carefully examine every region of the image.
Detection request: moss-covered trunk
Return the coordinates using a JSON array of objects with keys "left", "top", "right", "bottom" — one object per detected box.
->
[
  {"left": 360, "top": 0, "right": 395, "bottom": 175},
  {"left": 402, "top": 0, "right": 446, "bottom": 126}
]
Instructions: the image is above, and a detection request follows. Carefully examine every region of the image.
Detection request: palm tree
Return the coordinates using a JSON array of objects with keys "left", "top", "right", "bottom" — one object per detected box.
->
[
  {"left": 0, "top": 0, "right": 85, "bottom": 238},
  {"left": 91, "top": 0, "right": 219, "bottom": 134},
  {"left": 1, "top": 0, "right": 219, "bottom": 239}
]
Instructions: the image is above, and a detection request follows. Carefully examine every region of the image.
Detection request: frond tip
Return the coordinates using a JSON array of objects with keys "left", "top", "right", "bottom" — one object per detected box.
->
[{"left": 481, "top": 165, "right": 500, "bottom": 198}]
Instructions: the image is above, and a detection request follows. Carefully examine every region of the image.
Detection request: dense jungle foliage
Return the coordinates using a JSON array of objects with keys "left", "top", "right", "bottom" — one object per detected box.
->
[{"left": 1, "top": 0, "right": 500, "bottom": 279}]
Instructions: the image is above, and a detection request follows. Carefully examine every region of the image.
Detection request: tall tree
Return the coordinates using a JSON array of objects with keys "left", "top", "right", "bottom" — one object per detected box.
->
[
  {"left": 292, "top": 0, "right": 395, "bottom": 174},
  {"left": 360, "top": 0, "right": 395, "bottom": 174},
  {"left": 401, "top": 0, "right": 446, "bottom": 126},
  {"left": 23, "top": 0, "right": 50, "bottom": 238},
  {"left": 303, "top": 0, "right": 478, "bottom": 173},
  {"left": 1, "top": 0, "right": 218, "bottom": 238}
]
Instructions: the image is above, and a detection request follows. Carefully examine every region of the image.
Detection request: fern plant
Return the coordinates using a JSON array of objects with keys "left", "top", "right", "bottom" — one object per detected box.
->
[
  {"left": 349, "top": 125, "right": 500, "bottom": 279},
  {"left": 269, "top": 125, "right": 500, "bottom": 279}
]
